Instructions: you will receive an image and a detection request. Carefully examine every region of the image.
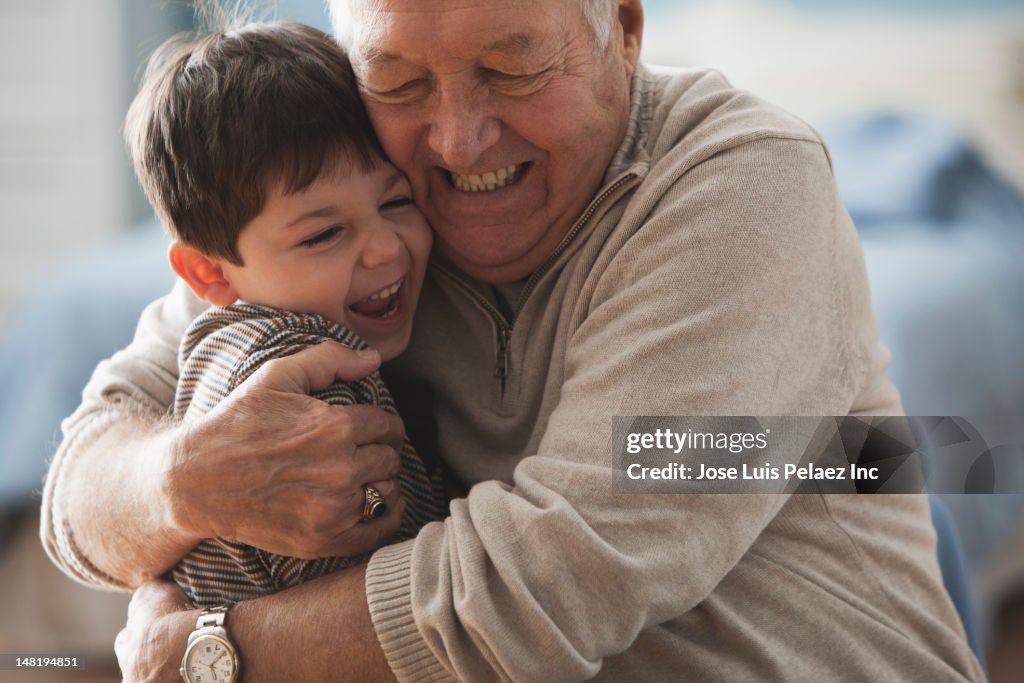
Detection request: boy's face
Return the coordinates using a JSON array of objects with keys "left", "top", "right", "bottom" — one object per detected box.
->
[{"left": 220, "top": 160, "right": 432, "bottom": 361}]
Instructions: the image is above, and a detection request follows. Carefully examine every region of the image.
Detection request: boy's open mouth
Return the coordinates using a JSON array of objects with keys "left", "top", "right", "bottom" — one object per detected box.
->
[{"left": 349, "top": 278, "right": 403, "bottom": 319}]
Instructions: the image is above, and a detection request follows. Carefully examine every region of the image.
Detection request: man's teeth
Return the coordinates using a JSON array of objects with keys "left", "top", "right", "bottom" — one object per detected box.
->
[
  {"left": 450, "top": 164, "right": 522, "bottom": 192},
  {"left": 367, "top": 281, "right": 401, "bottom": 301}
]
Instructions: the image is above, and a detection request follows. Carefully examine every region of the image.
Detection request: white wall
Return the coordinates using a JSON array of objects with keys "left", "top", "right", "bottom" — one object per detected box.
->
[
  {"left": 0, "top": 0, "right": 131, "bottom": 325},
  {"left": 641, "top": 0, "right": 1024, "bottom": 189}
]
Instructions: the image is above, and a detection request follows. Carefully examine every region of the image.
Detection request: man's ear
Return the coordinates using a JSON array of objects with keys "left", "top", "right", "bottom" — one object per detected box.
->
[
  {"left": 168, "top": 241, "right": 239, "bottom": 307},
  {"left": 616, "top": 0, "right": 644, "bottom": 78}
]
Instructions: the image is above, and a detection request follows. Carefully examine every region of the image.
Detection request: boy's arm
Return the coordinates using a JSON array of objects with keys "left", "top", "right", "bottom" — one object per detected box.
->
[{"left": 41, "top": 284, "right": 405, "bottom": 589}]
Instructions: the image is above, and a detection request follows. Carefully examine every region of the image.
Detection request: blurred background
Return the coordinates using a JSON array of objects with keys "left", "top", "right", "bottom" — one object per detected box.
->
[{"left": 0, "top": 0, "right": 1022, "bottom": 681}]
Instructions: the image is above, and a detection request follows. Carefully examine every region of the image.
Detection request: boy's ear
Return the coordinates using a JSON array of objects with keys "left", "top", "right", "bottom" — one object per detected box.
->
[{"left": 168, "top": 241, "right": 239, "bottom": 307}]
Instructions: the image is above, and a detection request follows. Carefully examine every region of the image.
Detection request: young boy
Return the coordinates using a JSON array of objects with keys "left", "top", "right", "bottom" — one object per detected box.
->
[{"left": 124, "top": 21, "right": 445, "bottom": 607}]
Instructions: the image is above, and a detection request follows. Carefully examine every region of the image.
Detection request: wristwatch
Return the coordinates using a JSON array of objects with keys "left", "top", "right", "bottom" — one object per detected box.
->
[{"left": 179, "top": 605, "right": 240, "bottom": 683}]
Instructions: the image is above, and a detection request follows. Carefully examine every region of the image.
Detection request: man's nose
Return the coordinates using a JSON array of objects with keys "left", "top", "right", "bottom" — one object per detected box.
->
[
  {"left": 426, "top": 86, "right": 500, "bottom": 169},
  {"left": 360, "top": 227, "right": 403, "bottom": 269}
]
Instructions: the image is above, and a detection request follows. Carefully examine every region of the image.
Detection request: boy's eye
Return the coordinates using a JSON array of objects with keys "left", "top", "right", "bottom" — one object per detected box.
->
[
  {"left": 300, "top": 226, "right": 342, "bottom": 248},
  {"left": 381, "top": 196, "right": 414, "bottom": 211}
]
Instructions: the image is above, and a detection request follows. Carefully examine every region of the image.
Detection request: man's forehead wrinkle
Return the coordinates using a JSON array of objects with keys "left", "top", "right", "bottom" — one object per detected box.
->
[
  {"left": 369, "top": 0, "right": 513, "bottom": 12},
  {"left": 357, "top": 26, "right": 558, "bottom": 66},
  {"left": 484, "top": 32, "right": 533, "bottom": 54},
  {"left": 350, "top": 0, "right": 586, "bottom": 79},
  {"left": 552, "top": 26, "right": 593, "bottom": 75}
]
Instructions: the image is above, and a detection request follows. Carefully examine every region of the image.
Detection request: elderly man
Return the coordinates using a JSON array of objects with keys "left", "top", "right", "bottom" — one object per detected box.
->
[{"left": 43, "top": 0, "right": 983, "bottom": 681}]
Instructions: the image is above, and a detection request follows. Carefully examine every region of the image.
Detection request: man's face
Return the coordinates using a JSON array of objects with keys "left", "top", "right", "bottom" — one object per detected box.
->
[{"left": 343, "top": 0, "right": 642, "bottom": 283}]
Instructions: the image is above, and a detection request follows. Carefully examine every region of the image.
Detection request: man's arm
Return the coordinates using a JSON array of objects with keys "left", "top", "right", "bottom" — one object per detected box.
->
[
  {"left": 41, "top": 281, "right": 405, "bottom": 589},
  {"left": 116, "top": 569, "right": 396, "bottom": 683},
  {"left": 44, "top": 415, "right": 195, "bottom": 588},
  {"left": 41, "top": 280, "right": 202, "bottom": 587}
]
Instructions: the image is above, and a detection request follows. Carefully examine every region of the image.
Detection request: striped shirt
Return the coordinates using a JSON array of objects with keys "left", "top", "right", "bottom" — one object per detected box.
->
[{"left": 170, "top": 303, "right": 445, "bottom": 607}]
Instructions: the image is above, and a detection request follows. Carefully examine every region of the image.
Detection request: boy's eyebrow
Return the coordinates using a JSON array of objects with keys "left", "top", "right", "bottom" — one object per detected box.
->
[
  {"left": 382, "top": 171, "right": 403, "bottom": 194},
  {"left": 285, "top": 205, "right": 338, "bottom": 229},
  {"left": 284, "top": 172, "right": 405, "bottom": 228}
]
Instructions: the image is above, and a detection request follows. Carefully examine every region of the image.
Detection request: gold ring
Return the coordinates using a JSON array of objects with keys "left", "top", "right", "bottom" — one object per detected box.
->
[{"left": 362, "top": 485, "right": 387, "bottom": 522}]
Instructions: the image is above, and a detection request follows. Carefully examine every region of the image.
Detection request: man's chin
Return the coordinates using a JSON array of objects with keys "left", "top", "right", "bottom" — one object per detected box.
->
[{"left": 441, "top": 253, "right": 538, "bottom": 285}]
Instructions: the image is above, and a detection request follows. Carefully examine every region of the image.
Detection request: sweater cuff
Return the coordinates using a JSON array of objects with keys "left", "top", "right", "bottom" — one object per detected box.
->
[
  {"left": 366, "top": 541, "right": 455, "bottom": 683},
  {"left": 42, "top": 404, "right": 142, "bottom": 590}
]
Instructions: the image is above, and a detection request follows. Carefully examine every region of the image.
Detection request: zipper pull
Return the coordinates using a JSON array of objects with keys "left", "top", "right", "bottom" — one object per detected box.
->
[{"left": 495, "top": 328, "right": 511, "bottom": 381}]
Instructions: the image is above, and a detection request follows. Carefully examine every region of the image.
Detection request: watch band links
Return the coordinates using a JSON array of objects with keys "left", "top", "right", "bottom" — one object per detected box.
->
[{"left": 196, "top": 604, "right": 230, "bottom": 629}]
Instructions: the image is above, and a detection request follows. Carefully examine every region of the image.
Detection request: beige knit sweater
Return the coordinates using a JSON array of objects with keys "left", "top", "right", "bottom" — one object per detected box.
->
[{"left": 42, "top": 65, "right": 983, "bottom": 682}]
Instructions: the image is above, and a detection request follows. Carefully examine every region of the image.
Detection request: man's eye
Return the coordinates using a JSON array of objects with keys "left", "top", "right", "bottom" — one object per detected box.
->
[
  {"left": 381, "top": 196, "right": 414, "bottom": 211},
  {"left": 300, "top": 226, "right": 342, "bottom": 248},
  {"left": 487, "top": 69, "right": 528, "bottom": 80},
  {"left": 370, "top": 80, "right": 428, "bottom": 101},
  {"left": 484, "top": 69, "right": 542, "bottom": 88}
]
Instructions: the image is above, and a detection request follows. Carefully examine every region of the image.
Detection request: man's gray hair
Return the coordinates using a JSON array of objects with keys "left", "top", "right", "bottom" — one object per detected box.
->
[
  {"left": 581, "top": 0, "right": 618, "bottom": 53},
  {"left": 329, "top": 0, "right": 620, "bottom": 53}
]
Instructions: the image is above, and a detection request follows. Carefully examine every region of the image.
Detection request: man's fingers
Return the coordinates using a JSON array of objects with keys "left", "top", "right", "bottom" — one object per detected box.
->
[
  {"left": 255, "top": 342, "right": 381, "bottom": 394},
  {"left": 354, "top": 443, "right": 402, "bottom": 482},
  {"left": 324, "top": 497, "right": 406, "bottom": 557},
  {"left": 346, "top": 404, "right": 406, "bottom": 449}
]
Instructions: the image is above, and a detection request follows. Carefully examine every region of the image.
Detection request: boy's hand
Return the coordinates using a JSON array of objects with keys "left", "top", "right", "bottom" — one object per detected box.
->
[{"left": 161, "top": 342, "right": 407, "bottom": 559}]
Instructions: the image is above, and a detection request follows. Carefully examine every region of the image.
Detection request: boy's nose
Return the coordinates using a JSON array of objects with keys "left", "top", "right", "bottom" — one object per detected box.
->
[{"left": 359, "top": 227, "right": 403, "bottom": 269}]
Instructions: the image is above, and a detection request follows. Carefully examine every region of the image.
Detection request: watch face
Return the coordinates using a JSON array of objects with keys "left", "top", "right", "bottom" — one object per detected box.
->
[{"left": 184, "top": 635, "right": 236, "bottom": 683}]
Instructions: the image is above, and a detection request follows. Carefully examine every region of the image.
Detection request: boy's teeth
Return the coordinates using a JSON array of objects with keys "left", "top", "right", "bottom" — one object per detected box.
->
[
  {"left": 368, "top": 281, "right": 401, "bottom": 301},
  {"left": 450, "top": 164, "right": 522, "bottom": 192},
  {"left": 350, "top": 279, "right": 403, "bottom": 318}
]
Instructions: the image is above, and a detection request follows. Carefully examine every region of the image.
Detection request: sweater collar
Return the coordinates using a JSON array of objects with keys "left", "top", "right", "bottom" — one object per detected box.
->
[{"left": 605, "top": 62, "right": 654, "bottom": 183}]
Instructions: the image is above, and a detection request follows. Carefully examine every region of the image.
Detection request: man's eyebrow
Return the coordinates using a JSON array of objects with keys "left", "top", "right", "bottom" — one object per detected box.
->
[
  {"left": 484, "top": 33, "right": 534, "bottom": 54},
  {"left": 355, "top": 47, "right": 400, "bottom": 68}
]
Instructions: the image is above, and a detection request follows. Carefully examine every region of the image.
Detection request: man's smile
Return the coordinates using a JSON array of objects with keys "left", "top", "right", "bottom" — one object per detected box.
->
[{"left": 447, "top": 163, "right": 529, "bottom": 192}]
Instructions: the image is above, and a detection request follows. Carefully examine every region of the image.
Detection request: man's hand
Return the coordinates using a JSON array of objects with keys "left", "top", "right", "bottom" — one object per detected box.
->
[
  {"left": 115, "top": 580, "right": 195, "bottom": 683},
  {"left": 164, "top": 342, "right": 407, "bottom": 559}
]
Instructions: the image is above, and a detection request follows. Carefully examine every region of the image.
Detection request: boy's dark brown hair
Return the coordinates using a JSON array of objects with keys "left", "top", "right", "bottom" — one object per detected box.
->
[{"left": 125, "top": 21, "right": 384, "bottom": 264}]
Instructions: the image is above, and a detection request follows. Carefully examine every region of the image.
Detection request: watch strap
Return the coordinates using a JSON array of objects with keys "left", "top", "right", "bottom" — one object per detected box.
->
[{"left": 196, "top": 604, "right": 230, "bottom": 629}]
